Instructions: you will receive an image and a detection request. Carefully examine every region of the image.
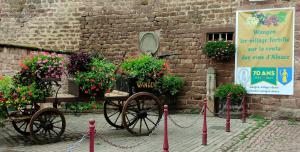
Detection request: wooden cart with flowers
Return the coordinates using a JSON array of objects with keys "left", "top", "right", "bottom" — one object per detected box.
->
[
  {"left": 0, "top": 53, "right": 66, "bottom": 143},
  {"left": 68, "top": 53, "right": 171, "bottom": 136}
]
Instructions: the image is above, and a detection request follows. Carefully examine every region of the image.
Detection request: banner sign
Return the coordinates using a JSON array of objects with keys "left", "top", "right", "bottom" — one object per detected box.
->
[{"left": 235, "top": 8, "right": 295, "bottom": 95}]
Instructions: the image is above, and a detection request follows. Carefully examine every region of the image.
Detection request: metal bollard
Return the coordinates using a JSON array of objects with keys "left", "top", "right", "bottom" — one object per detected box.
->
[
  {"left": 242, "top": 96, "right": 247, "bottom": 123},
  {"left": 89, "top": 119, "right": 95, "bottom": 152},
  {"left": 163, "top": 105, "right": 169, "bottom": 152},
  {"left": 202, "top": 98, "right": 207, "bottom": 145},
  {"left": 226, "top": 94, "right": 231, "bottom": 132}
]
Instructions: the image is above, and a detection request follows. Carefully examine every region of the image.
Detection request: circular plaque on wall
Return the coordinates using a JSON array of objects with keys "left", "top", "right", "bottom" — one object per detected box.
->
[{"left": 139, "top": 32, "right": 159, "bottom": 54}]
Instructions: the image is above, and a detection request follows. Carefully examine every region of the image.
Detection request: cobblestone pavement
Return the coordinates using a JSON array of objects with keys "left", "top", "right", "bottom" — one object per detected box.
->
[
  {"left": 0, "top": 113, "right": 250, "bottom": 152},
  {"left": 218, "top": 120, "right": 300, "bottom": 152}
]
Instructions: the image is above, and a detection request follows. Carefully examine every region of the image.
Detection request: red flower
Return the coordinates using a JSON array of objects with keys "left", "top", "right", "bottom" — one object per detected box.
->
[
  {"left": 19, "top": 62, "right": 29, "bottom": 70},
  {"left": 90, "top": 79, "right": 95, "bottom": 83},
  {"left": 91, "top": 85, "right": 97, "bottom": 90},
  {"left": 28, "top": 92, "right": 33, "bottom": 96},
  {"left": 84, "top": 90, "right": 89, "bottom": 94}
]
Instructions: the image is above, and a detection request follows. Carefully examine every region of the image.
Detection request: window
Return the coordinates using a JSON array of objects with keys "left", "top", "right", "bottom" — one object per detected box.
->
[
  {"left": 200, "top": 26, "right": 234, "bottom": 43},
  {"left": 207, "top": 32, "right": 234, "bottom": 42}
]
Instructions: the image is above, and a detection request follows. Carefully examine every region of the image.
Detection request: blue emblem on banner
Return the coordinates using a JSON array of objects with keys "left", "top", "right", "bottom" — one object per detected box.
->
[{"left": 278, "top": 67, "right": 292, "bottom": 85}]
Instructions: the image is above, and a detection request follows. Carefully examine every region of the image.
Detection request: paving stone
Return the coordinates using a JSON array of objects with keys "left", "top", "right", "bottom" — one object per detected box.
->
[{"left": 0, "top": 114, "right": 250, "bottom": 152}]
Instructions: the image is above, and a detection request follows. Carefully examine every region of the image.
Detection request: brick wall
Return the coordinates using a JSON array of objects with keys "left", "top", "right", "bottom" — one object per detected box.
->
[
  {"left": 1, "top": 0, "right": 300, "bottom": 118},
  {"left": 0, "top": 0, "right": 85, "bottom": 51}
]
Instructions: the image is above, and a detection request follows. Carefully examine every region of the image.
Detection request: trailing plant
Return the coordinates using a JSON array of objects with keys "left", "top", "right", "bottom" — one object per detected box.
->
[
  {"left": 214, "top": 83, "right": 247, "bottom": 104},
  {"left": 203, "top": 41, "right": 235, "bottom": 61},
  {"left": 75, "top": 58, "right": 116, "bottom": 100}
]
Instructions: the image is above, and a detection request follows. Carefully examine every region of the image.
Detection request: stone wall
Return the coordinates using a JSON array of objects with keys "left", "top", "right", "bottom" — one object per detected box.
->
[
  {"left": 80, "top": 0, "right": 239, "bottom": 109},
  {"left": 1, "top": 0, "right": 300, "bottom": 118},
  {"left": 0, "top": 0, "right": 85, "bottom": 51}
]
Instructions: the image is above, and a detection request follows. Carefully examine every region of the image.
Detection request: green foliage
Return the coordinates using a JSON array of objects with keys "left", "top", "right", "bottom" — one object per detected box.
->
[
  {"left": 214, "top": 83, "right": 247, "bottom": 104},
  {"left": 65, "top": 102, "right": 103, "bottom": 112},
  {"left": 120, "top": 55, "right": 167, "bottom": 82},
  {"left": 203, "top": 41, "right": 235, "bottom": 61},
  {"left": 0, "top": 76, "right": 13, "bottom": 127},
  {"left": 6, "top": 83, "right": 45, "bottom": 106},
  {"left": 75, "top": 58, "right": 116, "bottom": 100},
  {"left": 0, "top": 76, "right": 13, "bottom": 102},
  {"left": 158, "top": 74, "right": 184, "bottom": 96}
]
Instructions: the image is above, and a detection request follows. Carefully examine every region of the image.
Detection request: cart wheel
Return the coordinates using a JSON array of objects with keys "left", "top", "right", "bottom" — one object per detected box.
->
[
  {"left": 12, "top": 119, "right": 31, "bottom": 136},
  {"left": 29, "top": 108, "right": 66, "bottom": 143},
  {"left": 104, "top": 98, "right": 125, "bottom": 129},
  {"left": 122, "top": 92, "right": 162, "bottom": 136},
  {"left": 12, "top": 105, "right": 39, "bottom": 136}
]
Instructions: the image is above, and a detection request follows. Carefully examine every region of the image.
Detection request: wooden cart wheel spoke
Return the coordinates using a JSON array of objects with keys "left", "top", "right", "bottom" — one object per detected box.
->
[
  {"left": 147, "top": 113, "right": 160, "bottom": 117},
  {"left": 139, "top": 118, "right": 142, "bottom": 134},
  {"left": 113, "top": 112, "right": 122, "bottom": 124},
  {"left": 126, "top": 111, "right": 137, "bottom": 117},
  {"left": 130, "top": 117, "right": 139, "bottom": 129},
  {"left": 108, "top": 111, "right": 119, "bottom": 118},
  {"left": 145, "top": 117, "right": 157, "bottom": 126},
  {"left": 18, "top": 121, "right": 26, "bottom": 129},
  {"left": 143, "top": 118, "right": 150, "bottom": 132},
  {"left": 51, "top": 120, "right": 62, "bottom": 124},
  {"left": 50, "top": 129, "right": 59, "bottom": 136}
]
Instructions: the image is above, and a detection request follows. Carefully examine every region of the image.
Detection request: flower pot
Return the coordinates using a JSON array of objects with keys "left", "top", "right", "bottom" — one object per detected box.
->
[
  {"left": 216, "top": 101, "right": 242, "bottom": 119},
  {"left": 68, "top": 78, "right": 79, "bottom": 96}
]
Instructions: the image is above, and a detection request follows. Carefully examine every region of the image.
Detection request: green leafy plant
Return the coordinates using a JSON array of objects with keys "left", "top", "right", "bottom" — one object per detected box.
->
[
  {"left": 65, "top": 102, "right": 103, "bottom": 112},
  {"left": 6, "top": 83, "right": 45, "bottom": 106},
  {"left": 203, "top": 41, "right": 235, "bottom": 61},
  {"left": 214, "top": 83, "right": 247, "bottom": 104},
  {"left": 120, "top": 55, "right": 168, "bottom": 82},
  {"left": 159, "top": 74, "right": 184, "bottom": 96},
  {"left": 75, "top": 58, "right": 116, "bottom": 100},
  {"left": 0, "top": 76, "right": 13, "bottom": 127}
]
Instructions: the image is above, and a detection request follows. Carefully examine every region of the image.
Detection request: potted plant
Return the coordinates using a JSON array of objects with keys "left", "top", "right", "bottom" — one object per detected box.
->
[
  {"left": 119, "top": 55, "right": 168, "bottom": 93},
  {"left": 74, "top": 57, "right": 116, "bottom": 101},
  {"left": 214, "top": 83, "right": 247, "bottom": 118},
  {"left": 158, "top": 74, "right": 184, "bottom": 110},
  {"left": 203, "top": 41, "right": 235, "bottom": 61},
  {"left": 14, "top": 53, "right": 65, "bottom": 96}
]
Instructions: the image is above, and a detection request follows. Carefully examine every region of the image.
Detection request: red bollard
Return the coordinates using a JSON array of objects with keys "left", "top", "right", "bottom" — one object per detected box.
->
[
  {"left": 242, "top": 96, "right": 247, "bottom": 123},
  {"left": 163, "top": 105, "right": 169, "bottom": 152},
  {"left": 202, "top": 98, "right": 207, "bottom": 145},
  {"left": 89, "top": 119, "right": 95, "bottom": 152},
  {"left": 226, "top": 93, "right": 231, "bottom": 132}
]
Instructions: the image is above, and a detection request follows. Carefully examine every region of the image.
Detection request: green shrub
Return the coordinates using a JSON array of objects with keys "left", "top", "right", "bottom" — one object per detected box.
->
[
  {"left": 159, "top": 74, "right": 184, "bottom": 96},
  {"left": 214, "top": 83, "right": 247, "bottom": 104},
  {"left": 120, "top": 55, "right": 167, "bottom": 82},
  {"left": 203, "top": 41, "right": 235, "bottom": 61}
]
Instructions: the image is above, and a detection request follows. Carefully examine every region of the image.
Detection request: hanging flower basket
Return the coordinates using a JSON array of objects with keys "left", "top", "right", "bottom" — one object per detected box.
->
[{"left": 203, "top": 41, "right": 235, "bottom": 61}]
